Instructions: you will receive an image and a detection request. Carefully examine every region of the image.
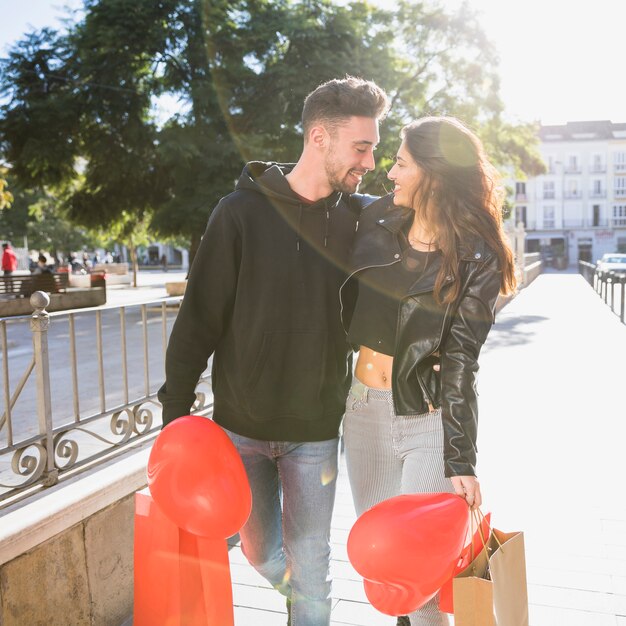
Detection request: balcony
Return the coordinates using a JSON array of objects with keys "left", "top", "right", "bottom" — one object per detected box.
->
[
  {"left": 543, "top": 191, "right": 556, "bottom": 199},
  {"left": 589, "top": 164, "right": 606, "bottom": 173},
  {"left": 589, "top": 190, "right": 606, "bottom": 198},
  {"left": 564, "top": 190, "right": 582, "bottom": 199},
  {"left": 529, "top": 219, "right": 613, "bottom": 229},
  {"left": 564, "top": 165, "right": 581, "bottom": 174},
  {"left": 515, "top": 193, "right": 527, "bottom": 202}
]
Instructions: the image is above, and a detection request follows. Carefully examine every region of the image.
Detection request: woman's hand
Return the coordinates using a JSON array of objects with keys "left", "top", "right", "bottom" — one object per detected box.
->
[{"left": 451, "top": 475, "right": 482, "bottom": 510}]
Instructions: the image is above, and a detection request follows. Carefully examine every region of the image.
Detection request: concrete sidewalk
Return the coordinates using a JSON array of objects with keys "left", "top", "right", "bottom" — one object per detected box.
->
[{"left": 228, "top": 269, "right": 626, "bottom": 626}]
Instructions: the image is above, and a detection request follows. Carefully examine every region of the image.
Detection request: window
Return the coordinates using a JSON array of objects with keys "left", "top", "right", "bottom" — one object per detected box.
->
[
  {"left": 543, "top": 206, "right": 555, "bottom": 228},
  {"left": 592, "top": 179, "right": 604, "bottom": 197},
  {"left": 515, "top": 182, "right": 526, "bottom": 198},
  {"left": 566, "top": 155, "right": 579, "bottom": 173},
  {"left": 615, "top": 177, "right": 626, "bottom": 198},
  {"left": 543, "top": 181, "right": 555, "bottom": 199},
  {"left": 566, "top": 179, "right": 580, "bottom": 198},
  {"left": 591, "top": 153, "right": 605, "bottom": 172},
  {"left": 613, "top": 205, "right": 626, "bottom": 226},
  {"left": 615, "top": 152, "right": 626, "bottom": 172},
  {"left": 593, "top": 204, "right": 601, "bottom": 227},
  {"left": 515, "top": 206, "right": 527, "bottom": 227}
]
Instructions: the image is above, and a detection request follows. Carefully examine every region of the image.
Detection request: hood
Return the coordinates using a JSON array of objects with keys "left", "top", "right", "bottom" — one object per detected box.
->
[
  {"left": 236, "top": 161, "right": 343, "bottom": 209},
  {"left": 235, "top": 161, "right": 345, "bottom": 250}
]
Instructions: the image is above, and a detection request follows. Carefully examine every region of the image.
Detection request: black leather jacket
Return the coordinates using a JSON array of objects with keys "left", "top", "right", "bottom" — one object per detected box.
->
[{"left": 340, "top": 196, "right": 502, "bottom": 477}]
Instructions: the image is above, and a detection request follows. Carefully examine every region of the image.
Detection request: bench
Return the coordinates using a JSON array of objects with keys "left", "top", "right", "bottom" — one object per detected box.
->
[
  {"left": 93, "top": 262, "right": 129, "bottom": 275},
  {"left": 0, "top": 273, "right": 70, "bottom": 298}
]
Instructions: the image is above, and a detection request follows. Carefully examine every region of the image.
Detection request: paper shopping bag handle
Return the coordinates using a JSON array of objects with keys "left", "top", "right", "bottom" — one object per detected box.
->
[{"left": 469, "top": 507, "right": 503, "bottom": 563}]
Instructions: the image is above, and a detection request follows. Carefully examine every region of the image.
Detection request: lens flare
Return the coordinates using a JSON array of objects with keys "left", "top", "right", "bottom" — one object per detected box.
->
[
  {"left": 439, "top": 124, "right": 477, "bottom": 168},
  {"left": 321, "top": 464, "right": 337, "bottom": 486}
]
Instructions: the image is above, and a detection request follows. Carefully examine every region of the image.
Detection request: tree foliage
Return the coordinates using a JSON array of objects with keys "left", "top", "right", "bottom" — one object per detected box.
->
[
  {"left": 0, "top": 166, "right": 12, "bottom": 210},
  {"left": 0, "top": 0, "right": 544, "bottom": 262},
  {"left": 0, "top": 175, "right": 98, "bottom": 254}
]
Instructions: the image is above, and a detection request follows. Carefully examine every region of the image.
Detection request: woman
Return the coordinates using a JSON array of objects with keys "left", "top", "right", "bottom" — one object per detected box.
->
[{"left": 340, "top": 117, "right": 516, "bottom": 626}]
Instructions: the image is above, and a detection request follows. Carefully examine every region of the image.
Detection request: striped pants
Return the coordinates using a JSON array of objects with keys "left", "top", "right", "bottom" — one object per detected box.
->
[{"left": 343, "top": 379, "right": 453, "bottom": 626}]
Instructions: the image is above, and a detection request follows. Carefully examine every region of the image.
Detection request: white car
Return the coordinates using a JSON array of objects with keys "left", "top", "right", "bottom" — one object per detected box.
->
[{"left": 596, "top": 253, "right": 626, "bottom": 276}]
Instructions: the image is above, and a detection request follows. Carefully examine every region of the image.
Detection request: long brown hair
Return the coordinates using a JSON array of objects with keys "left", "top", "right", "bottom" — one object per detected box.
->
[{"left": 401, "top": 116, "right": 516, "bottom": 304}]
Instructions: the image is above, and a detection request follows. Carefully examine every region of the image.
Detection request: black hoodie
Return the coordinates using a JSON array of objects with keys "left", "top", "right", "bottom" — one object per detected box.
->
[{"left": 158, "top": 162, "right": 371, "bottom": 441}]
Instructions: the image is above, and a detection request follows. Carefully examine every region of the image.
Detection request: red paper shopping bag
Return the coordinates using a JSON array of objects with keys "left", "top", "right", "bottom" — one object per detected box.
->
[{"left": 133, "top": 489, "right": 234, "bottom": 626}]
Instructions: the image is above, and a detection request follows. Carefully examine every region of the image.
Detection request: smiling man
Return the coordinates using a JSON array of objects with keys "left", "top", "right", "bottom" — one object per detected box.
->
[{"left": 159, "top": 77, "right": 389, "bottom": 626}]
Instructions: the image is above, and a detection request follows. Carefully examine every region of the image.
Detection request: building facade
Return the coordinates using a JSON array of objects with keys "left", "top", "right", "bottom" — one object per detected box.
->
[{"left": 511, "top": 120, "right": 626, "bottom": 265}]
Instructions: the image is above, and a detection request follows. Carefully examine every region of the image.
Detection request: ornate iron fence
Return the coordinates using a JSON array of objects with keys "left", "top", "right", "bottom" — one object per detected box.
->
[{"left": 0, "top": 291, "right": 211, "bottom": 509}]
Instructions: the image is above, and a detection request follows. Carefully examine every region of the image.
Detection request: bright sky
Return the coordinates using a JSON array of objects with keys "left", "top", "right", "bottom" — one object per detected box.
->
[{"left": 0, "top": 0, "right": 624, "bottom": 126}]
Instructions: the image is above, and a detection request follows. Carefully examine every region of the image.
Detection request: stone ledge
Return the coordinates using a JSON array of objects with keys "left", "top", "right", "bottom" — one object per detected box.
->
[
  {"left": 0, "top": 287, "right": 106, "bottom": 317},
  {"left": 0, "top": 438, "right": 153, "bottom": 567}
]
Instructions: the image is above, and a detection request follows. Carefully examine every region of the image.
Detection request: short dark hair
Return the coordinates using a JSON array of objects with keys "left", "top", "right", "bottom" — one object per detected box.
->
[{"left": 302, "top": 76, "right": 389, "bottom": 139}]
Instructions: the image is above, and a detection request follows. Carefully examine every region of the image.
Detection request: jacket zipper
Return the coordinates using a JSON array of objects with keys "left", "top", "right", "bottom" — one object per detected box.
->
[
  {"left": 406, "top": 299, "right": 451, "bottom": 411},
  {"left": 339, "top": 259, "right": 401, "bottom": 335},
  {"left": 415, "top": 370, "right": 435, "bottom": 410}
]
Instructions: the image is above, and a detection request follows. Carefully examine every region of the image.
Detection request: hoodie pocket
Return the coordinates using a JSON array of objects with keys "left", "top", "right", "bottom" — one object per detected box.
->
[{"left": 246, "top": 330, "right": 329, "bottom": 419}]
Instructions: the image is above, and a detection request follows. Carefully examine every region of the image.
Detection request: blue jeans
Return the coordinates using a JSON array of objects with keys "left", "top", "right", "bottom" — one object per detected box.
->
[{"left": 224, "top": 429, "right": 339, "bottom": 626}]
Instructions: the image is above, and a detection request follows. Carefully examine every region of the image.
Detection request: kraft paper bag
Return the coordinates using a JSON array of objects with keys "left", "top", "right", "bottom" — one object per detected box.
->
[{"left": 453, "top": 528, "right": 529, "bottom": 626}]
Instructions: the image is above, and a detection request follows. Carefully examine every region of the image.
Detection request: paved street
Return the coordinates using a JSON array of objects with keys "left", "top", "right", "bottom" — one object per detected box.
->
[
  {"left": 228, "top": 268, "right": 626, "bottom": 626},
  {"left": 0, "top": 271, "right": 187, "bottom": 439}
]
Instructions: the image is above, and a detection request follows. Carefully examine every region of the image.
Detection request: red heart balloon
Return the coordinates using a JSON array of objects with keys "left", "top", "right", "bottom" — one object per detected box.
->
[
  {"left": 347, "top": 493, "right": 469, "bottom": 616},
  {"left": 363, "top": 578, "right": 437, "bottom": 616},
  {"left": 147, "top": 415, "right": 252, "bottom": 538}
]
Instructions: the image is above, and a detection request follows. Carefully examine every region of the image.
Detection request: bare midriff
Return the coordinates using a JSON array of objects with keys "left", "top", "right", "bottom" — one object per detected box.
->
[{"left": 354, "top": 345, "right": 394, "bottom": 389}]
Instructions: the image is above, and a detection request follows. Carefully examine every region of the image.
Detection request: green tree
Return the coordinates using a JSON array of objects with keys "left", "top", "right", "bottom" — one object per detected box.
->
[
  {"left": 0, "top": 180, "right": 98, "bottom": 260},
  {"left": 0, "top": 166, "right": 12, "bottom": 210},
  {"left": 1, "top": 0, "right": 543, "bottom": 267}
]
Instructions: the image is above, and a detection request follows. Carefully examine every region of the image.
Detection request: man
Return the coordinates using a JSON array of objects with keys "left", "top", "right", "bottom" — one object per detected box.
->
[
  {"left": 33, "top": 254, "right": 53, "bottom": 274},
  {"left": 2, "top": 242, "right": 17, "bottom": 276},
  {"left": 158, "top": 77, "right": 389, "bottom": 626}
]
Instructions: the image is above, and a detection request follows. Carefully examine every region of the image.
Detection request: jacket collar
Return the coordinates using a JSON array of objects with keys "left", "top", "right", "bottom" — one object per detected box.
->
[{"left": 350, "top": 198, "right": 493, "bottom": 297}]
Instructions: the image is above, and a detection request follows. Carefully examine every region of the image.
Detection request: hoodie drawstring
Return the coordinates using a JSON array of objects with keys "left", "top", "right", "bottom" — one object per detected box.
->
[
  {"left": 324, "top": 207, "right": 330, "bottom": 248},
  {"left": 296, "top": 196, "right": 340, "bottom": 251},
  {"left": 296, "top": 204, "right": 303, "bottom": 251}
]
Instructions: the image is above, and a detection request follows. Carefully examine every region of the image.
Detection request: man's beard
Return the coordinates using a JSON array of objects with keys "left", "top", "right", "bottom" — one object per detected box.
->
[{"left": 324, "top": 149, "right": 361, "bottom": 194}]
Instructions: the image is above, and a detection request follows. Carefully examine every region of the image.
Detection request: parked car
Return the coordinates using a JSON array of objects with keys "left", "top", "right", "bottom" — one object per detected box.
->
[{"left": 596, "top": 253, "right": 626, "bottom": 276}]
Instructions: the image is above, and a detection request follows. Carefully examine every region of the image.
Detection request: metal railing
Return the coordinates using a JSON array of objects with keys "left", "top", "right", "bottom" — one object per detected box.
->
[
  {"left": 580, "top": 261, "right": 626, "bottom": 324},
  {"left": 0, "top": 292, "right": 211, "bottom": 509}
]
